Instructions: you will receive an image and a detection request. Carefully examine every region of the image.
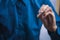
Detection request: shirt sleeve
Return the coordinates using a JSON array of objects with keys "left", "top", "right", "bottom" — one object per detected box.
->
[{"left": 48, "top": 22, "right": 60, "bottom": 40}]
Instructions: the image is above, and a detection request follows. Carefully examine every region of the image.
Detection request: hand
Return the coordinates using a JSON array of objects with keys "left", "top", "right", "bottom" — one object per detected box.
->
[{"left": 37, "top": 5, "right": 57, "bottom": 32}]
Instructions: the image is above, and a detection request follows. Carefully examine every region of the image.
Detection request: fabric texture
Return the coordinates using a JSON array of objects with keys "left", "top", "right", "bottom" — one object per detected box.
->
[{"left": 0, "top": 0, "right": 60, "bottom": 40}]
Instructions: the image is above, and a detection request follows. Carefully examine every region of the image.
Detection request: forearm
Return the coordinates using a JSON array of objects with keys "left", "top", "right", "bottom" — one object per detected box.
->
[{"left": 48, "top": 22, "right": 60, "bottom": 40}]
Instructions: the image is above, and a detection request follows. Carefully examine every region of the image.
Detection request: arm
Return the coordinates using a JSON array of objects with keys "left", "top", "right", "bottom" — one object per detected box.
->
[
  {"left": 48, "top": 21, "right": 60, "bottom": 40},
  {"left": 43, "top": 0, "right": 60, "bottom": 40},
  {"left": 38, "top": 0, "right": 60, "bottom": 40}
]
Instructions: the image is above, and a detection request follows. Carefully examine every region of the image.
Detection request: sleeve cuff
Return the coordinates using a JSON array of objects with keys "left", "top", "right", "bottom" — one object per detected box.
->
[{"left": 48, "top": 27, "right": 60, "bottom": 40}]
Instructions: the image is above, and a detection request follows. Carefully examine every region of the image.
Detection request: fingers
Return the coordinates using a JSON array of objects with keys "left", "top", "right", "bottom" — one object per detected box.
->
[
  {"left": 37, "top": 5, "right": 53, "bottom": 19},
  {"left": 37, "top": 5, "right": 51, "bottom": 18},
  {"left": 39, "top": 14, "right": 48, "bottom": 26},
  {"left": 45, "top": 7, "right": 52, "bottom": 13},
  {"left": 45, "top": 12, "right": 53, "bottom": 17},
  {"left": 37, "top": 5, "right": 49, "bottom": 18},
  {"left": 39, "top": 5, "right": 46, "bottom": 12},
  {"left": 37, "top": 4, "right": 54, "bottom": 26},
  {"left": 45, "top": 12, "right": 53, "bottom": 25},
  {"left": 44, "top": 12, "right": 56, "bottom": 27},
  {"left": 44, "top": 6, "right": 53, "bottom": 17},
  {"left": 37, "top": 5, "right": 56, "bottom": 32},
  {"left": 37, "top": 5, "right": 49, "bottom": 24}
]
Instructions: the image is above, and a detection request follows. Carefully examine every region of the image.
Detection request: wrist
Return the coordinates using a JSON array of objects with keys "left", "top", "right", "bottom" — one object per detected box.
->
[
  {"left": 52, "top": 25, "right": 57, "bottom": 32},
  {"left": 48, "top": 25, "right": 57, "bottom": 32}
]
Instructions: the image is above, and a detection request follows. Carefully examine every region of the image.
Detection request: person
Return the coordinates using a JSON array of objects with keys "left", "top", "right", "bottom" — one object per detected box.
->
[{"left": 0, "top": 0, "right": 60, "bottom": 40}]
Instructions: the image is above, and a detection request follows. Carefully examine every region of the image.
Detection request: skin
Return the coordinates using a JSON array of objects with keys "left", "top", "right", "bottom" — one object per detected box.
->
[{"left": 37, "top": 5, "right": 57, "bottom": 32}]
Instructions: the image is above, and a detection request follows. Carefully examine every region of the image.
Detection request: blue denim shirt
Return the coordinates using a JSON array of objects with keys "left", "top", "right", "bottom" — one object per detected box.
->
[{"left": 0, "top": 0, "right": 60, "bottom": 40}]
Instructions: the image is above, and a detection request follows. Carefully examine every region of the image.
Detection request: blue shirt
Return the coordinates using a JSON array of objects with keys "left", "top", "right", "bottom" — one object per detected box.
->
[{"left": 0, "top": 0, "right": 60, "bottom": 40}]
